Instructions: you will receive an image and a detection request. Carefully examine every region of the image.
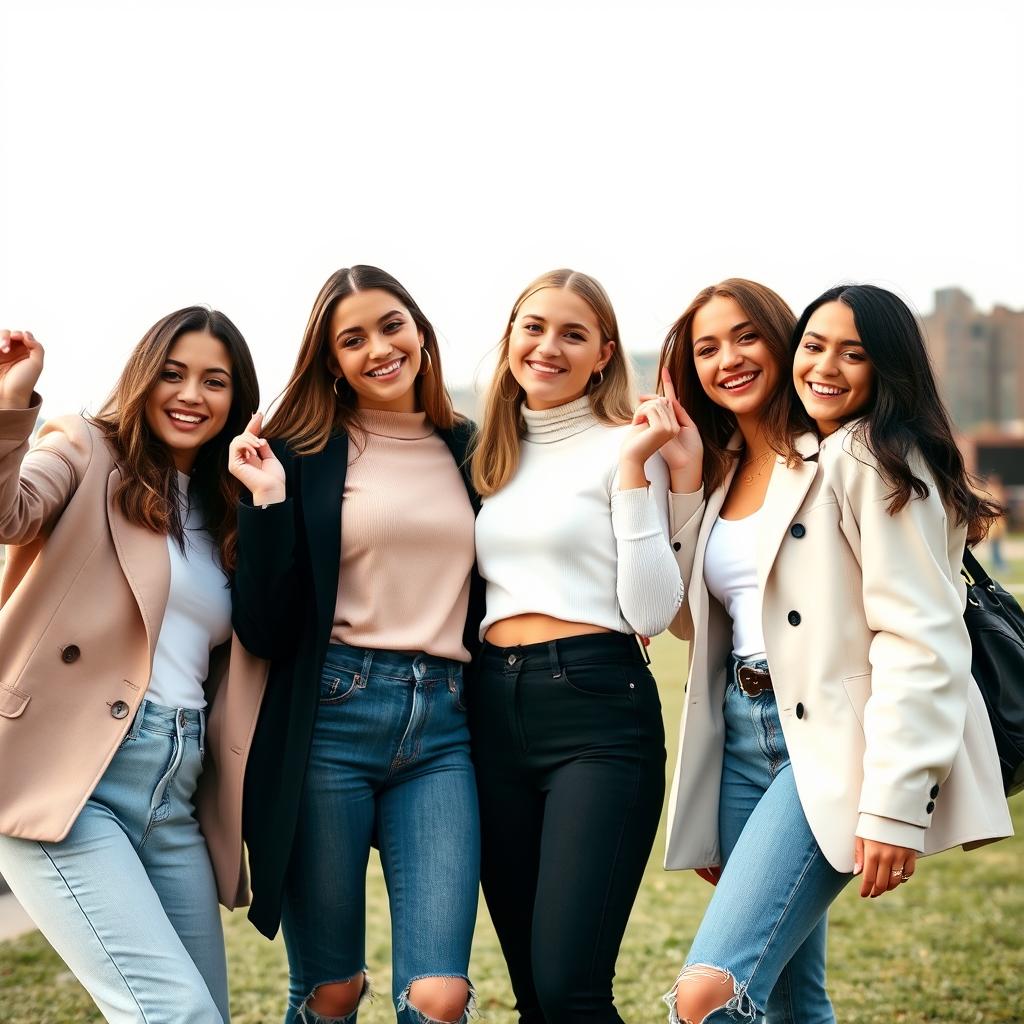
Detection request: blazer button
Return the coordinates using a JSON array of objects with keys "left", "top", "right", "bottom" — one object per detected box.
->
[
  {"left": 61, "top": 644, "right": 81, "bottom": 663},
  {"left": 673, "top": 541, "right": 681, "bottom": 551},
  {"left": 795, "top": 702, "right": 805, "bottom": 719},
  {"left": 930, "top": 784, "right": 940, "bottom": 799},
  {"left": 926, "top": 800, "right": 935, "bottom": 813},
  {"left": 790, "top": 523, "right": 806, "bottom": 538},
  {"left": 110, "top": 700, "right": 130, "bottom": 720},
  {"left": 787, "top": 611, "right": 801, "bottom": 626}
]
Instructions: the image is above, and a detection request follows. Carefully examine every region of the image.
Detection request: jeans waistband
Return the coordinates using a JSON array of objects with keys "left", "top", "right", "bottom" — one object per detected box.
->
[
  {"left": 128, "top": 699, "right": 205, "bottom": 741},
  {"left": 324, "top": 642, "right": 461, "bottom": 685},
  {"left": 481, "top": 631, "right": 646, "bottom": 676}
]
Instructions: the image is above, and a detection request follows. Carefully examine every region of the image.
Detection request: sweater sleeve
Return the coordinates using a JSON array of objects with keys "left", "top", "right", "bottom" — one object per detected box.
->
[{"left": 610, "top": 452, "right": 684, "bottom": 636}]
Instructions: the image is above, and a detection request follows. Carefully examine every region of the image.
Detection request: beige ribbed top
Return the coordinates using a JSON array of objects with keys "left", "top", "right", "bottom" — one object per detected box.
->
[{"left": 331, "top": 409, "right": 475, "bottom": 662}]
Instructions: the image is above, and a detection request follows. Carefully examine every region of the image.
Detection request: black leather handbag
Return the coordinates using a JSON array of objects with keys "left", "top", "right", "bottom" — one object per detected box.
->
[{"left": 962, "top": 547, "right": 1024, "bottom": 796}]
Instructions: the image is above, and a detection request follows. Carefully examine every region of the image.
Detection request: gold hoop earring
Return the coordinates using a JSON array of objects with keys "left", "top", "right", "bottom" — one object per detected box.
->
[
  {"left": 333, "top": 376, "right": 344, "bottom": 396},
  {"left": 419, "top": 347, "right": 433, "bottom": 377},
  {"left": 591, "top": 368, "right": 605, "bottom": 389}
]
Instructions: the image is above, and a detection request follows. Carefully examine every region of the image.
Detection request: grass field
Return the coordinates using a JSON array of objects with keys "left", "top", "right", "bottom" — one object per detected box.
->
[{"left": 2, "top": 542, "right": 1022, "bottom": 1023}]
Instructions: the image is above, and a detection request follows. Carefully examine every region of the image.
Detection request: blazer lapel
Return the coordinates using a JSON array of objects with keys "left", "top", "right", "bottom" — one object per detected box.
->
[
  {"left": 106, "top": 468, "right": 171, "bottom": 661},
  {"left": 301, "top": 433, "right": 348, "bottom": 632},
  {"left": 756, "top": 432, "right": 821, "bottom": 594}
]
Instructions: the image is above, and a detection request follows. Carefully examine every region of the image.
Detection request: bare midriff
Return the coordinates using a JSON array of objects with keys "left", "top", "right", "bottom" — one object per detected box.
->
[{"left": 484, "top": 613, "right": 613, "bottom": 647}]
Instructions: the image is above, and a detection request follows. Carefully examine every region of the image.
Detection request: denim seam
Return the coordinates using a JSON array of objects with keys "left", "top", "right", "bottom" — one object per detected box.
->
[
  {"left": 38, "top": 841, "right": 152, "bottom": 1023},
  {"left": 745, "top": 838, "right": 823, "bottom": 998}
]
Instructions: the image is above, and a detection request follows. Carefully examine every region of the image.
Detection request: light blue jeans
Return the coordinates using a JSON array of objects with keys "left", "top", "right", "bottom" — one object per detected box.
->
[
  {"left": 281, "top": 643, "right": 480, "bottom": 1024},
  {"left": 667, "top": 656, "right": 851, "bottom": 1024},
  {"left": 0, "top": 700, "right": 228, "bottom": 1024}
]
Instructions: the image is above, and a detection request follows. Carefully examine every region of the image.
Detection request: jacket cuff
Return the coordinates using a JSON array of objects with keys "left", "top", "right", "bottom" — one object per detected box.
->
[
  {"left": 0, "top": 393, "right": 42, "bottom": 441},
  {"left": 856, "top": 813, "right": 926, "bottom": 853},
  {"left": 859, "top": 777, "right": 942, "bottom": 828}
]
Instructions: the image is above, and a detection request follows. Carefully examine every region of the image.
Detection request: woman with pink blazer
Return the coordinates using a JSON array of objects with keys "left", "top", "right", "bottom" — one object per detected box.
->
[
  {"left": 0, "top": 312, "right": 268, "bottom": 1024},
  {"left": 657, "top": 281, "right": 1012, "bottom": 1023}
]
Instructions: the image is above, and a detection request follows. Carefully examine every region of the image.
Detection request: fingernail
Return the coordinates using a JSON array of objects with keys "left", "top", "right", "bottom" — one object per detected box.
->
[{"left": 853, "top": 863, "right": 862, "bottom": 876}]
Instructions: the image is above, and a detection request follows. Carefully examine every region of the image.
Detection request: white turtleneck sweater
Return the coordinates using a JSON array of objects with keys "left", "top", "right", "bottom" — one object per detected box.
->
[{"left": 476, "top": 397, "right": 683, "bottom": 639}]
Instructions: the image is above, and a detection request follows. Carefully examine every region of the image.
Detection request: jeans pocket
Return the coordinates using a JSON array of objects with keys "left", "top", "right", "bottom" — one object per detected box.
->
[
  {"left": 561, "top": 663, "right": 634, "bottom": 698},
  {"left": 319, "top": 668, "right": 363, "bottom": 705}
]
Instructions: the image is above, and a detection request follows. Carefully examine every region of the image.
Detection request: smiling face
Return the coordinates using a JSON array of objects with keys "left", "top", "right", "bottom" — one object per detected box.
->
[
  {"left": 793, "top": 300, "right": 874, "bottom": 435},
  {"left": 690, "top": 295, "right": 780, "bottom": 427},
  {"left": 143, "top": 330, "right": 234, "bottom": 474},
  {"left": 328, "top": 288, "right": 424, "bottom": 414},
  {"left": 507, "top": 286, "right": 614, "bottom": 410}
]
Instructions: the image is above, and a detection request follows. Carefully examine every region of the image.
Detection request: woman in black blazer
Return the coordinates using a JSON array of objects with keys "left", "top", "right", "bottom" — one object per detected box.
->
[{"left": 229, "top": 267, "right": 484, "bottom": 1024}]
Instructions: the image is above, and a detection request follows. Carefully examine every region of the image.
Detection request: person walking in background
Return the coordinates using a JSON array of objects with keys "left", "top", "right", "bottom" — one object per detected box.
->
[
  {"left": 470, "top": 268, "right": 684, "bottom": 1024},
  {"left": 0, "top": 311, "right": 265, "bottom": 1024},
  {"left": 228, "top": 266, "right": 483, "bottom": 1024},
  {"left": 659, "top": 281, "right": 1012, "bottom": 1024},
  {"left": 985, "top": 474, "right": 1009, "bottom": 571}
]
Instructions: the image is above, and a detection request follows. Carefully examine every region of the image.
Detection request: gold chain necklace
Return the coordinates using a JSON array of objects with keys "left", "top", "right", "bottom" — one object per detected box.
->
[{"left": 738, "top": 449, "right": 773, "bottom": 485}]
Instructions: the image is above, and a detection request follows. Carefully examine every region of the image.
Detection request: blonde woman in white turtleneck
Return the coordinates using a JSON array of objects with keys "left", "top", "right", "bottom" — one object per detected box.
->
[{"left": 470, "top": 269, "right": 685, "bottom": 1024}]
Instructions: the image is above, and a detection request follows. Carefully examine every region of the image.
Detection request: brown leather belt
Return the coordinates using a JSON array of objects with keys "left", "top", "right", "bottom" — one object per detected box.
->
[{"left": 737, "top": 664, "right": 773, "bottom": 697}]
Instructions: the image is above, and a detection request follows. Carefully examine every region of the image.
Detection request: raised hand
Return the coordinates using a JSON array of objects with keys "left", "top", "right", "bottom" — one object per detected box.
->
[
  {"left": 619, "top": 395, "right": 681, "bottom": 478},
  {"left": 228, "top": 412, "right": 286, "bottom": 505},
  {"left": 654, "top": 368, "right": 703, "bottom": 493},
  {"left": 0, "top": 330, "right": 45, "bottom": 409}
]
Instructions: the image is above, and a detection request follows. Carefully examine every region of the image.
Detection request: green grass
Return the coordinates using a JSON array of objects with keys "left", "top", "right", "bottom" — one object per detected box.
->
[{"left": 3, "top": 548, "right": 1024, "bottom": 1023}]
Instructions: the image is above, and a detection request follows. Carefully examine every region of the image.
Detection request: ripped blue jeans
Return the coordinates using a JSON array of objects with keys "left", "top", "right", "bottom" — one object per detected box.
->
[
  {"left": 281, "top": 644, "right": 479, "bottom": 1024},
  {"left": 668, "top": 656, "right": 851, "bottom": 1024}
]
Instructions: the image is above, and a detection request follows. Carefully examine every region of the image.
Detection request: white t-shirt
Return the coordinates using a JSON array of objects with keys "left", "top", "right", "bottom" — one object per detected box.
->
[
  {"left": 146, "top": 472, "right": 232, "bottom": 710},
  {"left": 703, "top": 509, "right": 766, "bottom": 659}
]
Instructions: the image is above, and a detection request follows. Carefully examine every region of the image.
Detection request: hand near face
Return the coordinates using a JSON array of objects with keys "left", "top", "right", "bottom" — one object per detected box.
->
[
  {"left": 0, "top": 330, "right": 44, "bottom": 408},
  {"left": 618, "top": 395, "right": 681, "bottom": 483},
  {"left": 228, "top": 412, "right": 286, "bottom": 505},
  {"left": 853, "top": 836, "right": 917, "bottom": 898},
  {"left": 653, "top": 368, "right": 703, "bottom": 492}
]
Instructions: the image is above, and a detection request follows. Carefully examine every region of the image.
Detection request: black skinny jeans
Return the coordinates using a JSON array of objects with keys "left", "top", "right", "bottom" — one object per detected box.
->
[{"left": 471, "top": 632, "right": 666, "bottom": 1024}]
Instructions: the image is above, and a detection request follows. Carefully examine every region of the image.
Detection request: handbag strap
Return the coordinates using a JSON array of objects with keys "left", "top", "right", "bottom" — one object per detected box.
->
[{"left": 962, "top": 545, "right": 992, "bottom": 588}]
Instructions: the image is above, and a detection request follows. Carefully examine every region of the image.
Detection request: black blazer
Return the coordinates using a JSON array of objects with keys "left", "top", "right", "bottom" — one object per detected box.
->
[{"left": 232, "top": 418, "right": 484, "bottom": 939}]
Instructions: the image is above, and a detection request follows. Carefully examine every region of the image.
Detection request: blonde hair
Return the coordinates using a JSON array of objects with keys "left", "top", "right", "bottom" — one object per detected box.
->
[
  {"left": 265, "top": 266, "right": 457, "bottom": 454},
  {"left": 472, "top": 269, "right": 636, "bottom": 496}
]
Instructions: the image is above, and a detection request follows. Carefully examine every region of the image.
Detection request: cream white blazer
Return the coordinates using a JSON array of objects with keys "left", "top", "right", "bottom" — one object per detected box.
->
[{"left": 664, "top": 426, "right": 1012, "bottom": 873}]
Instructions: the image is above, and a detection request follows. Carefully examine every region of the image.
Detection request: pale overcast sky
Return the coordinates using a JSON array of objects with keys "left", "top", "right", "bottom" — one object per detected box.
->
[{"left": 1, "top": 0, "right": 1021, "bottom": 417}]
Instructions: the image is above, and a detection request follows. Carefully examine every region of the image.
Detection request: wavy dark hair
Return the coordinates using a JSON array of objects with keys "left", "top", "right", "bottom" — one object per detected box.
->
[
  {"left": 657, "top": 279, "right": 809, "bottom": 494},
  {"left": 265, "top": 265, "right": 457, "bottom": 455},
  {"left": 792, "top": 284, "right": 1000, "bottom": 543},
  {"left": 91, "top": 307, "right": 260, "bottom": 572}
]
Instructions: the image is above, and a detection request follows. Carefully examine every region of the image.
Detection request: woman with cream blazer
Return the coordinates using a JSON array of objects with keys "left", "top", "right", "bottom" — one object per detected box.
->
[{"left": 665, "top": 426, "right": 1011, "bottom": 875}]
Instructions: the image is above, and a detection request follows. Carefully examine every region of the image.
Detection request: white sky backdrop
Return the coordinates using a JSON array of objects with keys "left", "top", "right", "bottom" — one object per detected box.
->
[{"left": 1, "top": 0, "right": 1022, "bottom": 418}]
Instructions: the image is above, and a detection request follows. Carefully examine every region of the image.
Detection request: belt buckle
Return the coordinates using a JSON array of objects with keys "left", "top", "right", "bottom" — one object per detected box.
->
[{"left": 737, "top": 665, "right": 770, "bottom": 697}]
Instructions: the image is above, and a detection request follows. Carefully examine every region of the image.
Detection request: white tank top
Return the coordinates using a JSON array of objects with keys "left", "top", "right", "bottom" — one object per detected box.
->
[{"left": 703, "top": 509, "right": 766, "bottom": 659}]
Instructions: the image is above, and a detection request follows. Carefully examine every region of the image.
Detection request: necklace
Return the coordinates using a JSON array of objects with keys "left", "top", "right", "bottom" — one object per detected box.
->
[{"left": 738, "top": 449, "right": 773, "bottom": 485}]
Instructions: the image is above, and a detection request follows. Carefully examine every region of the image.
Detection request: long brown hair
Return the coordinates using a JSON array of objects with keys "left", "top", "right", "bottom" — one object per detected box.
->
[
  {"left": 472, "top": 269, "right": 636, "bottom": 496},
  {"left": 657, "top": 279, "right": 808, "bottom": 494},
  {"left": 91, "top": 307, "right": 259, "bottom": 573},
  {"left": 265, "top": 266, "right": 457, "bottom": 454}
]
